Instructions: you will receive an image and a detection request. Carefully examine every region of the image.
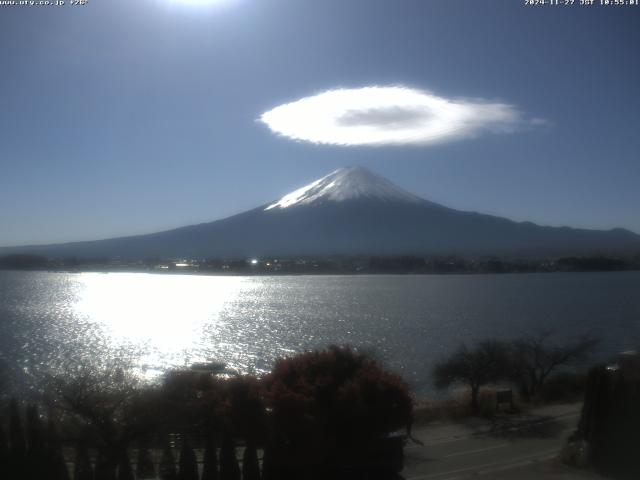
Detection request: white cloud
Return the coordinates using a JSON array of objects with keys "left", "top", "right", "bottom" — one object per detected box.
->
[
  {"left": 530, "top": 117, "right": 552, "bottom": 127},
  {"left": 259, "top": 86, "right": 531, "bottom": 147}
]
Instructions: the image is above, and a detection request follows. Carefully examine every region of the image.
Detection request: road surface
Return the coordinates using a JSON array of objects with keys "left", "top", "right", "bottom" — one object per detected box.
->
[{"left": 403, "top": 403, "right": 605, "bottom": 479}]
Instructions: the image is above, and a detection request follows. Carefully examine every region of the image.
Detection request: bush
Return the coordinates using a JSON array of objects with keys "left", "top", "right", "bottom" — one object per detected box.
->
[
  {"left": 218, "top": 376, "right": 265, "bottom": 443},
  {"left": 538, "top": 372, "right": 587, "bottom": 404},
  {"left": 261, "top": 345, "right": 412, "bottom": 477},
  {"left": 414, "top": 388, "right": 521, "bottom": 425},
  {"left": 263, "top": 345, "right": 412, "bottom": 441}
]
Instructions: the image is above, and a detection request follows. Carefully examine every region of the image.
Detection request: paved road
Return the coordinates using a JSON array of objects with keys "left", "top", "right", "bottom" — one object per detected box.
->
[{"left": 403, "top": 403, "right": 606, "bottom": 479}]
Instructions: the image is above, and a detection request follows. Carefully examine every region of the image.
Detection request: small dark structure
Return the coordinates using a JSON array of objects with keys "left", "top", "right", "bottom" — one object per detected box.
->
[
  {"left": 495, "top": 389, "right": 514, "bottom": 412},
  {"left": 573, "top": 351, "right": 640, "bottom": 478}
]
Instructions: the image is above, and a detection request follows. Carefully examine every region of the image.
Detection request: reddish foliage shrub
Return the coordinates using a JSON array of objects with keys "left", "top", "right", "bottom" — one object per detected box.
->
[
  {"left": 262, "top": 345, "right": 412, "bottom": 441},
  {"left": 217, "top": 376, "right": 266, "bottom": 441}
]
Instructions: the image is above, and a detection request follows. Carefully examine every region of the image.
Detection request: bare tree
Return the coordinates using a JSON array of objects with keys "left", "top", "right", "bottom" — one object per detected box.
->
[
  {"left": 507, "top": 332, "right": 599, "bottom": 402},
  {"left": 433, "top": 340, "right": 509, "bottom": 413},
  {"left": 47, "top": 362, "right": 160, "bottom": 474}
]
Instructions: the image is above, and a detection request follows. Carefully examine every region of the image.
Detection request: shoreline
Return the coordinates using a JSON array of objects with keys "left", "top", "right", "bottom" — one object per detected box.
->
[{"left": 1, "top": 266, "right": 638, "bottom": 277}]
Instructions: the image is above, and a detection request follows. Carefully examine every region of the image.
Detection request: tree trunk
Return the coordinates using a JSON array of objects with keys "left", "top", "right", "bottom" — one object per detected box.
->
[{"left": 471, "top": 385, "right": 480, "bottom": 413}]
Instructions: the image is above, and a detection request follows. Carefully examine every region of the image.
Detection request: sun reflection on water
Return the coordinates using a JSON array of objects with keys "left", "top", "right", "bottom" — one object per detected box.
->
[{"left": 73, "top": 273, "right": 250, "bottom": 375}]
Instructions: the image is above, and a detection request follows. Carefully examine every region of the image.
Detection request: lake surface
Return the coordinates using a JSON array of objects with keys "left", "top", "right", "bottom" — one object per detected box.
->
[{"left": 1, "top": 270, "right": 639, "bottom": 395}]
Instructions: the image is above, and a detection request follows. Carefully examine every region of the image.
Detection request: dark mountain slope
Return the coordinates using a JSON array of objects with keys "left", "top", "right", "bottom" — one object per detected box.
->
[{"left": 2, "top": 166, "right": 638, "bottom": 259}]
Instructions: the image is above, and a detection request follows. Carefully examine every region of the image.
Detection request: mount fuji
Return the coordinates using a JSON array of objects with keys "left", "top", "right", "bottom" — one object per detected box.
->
[{"left": 3, "top": 166, "right": 639, "bottom": 259}]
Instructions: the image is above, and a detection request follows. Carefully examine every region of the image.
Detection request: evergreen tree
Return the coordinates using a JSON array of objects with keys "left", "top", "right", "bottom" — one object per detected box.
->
[
  {"left": 219, "top": 432, "right": 240, "bottom": 480},
  {"left": 259, "top": 444, "right": 275, "bottom": 480},
  {"left": 159, "top": 444, "right": 177, "bottom": 480},
  {"left": 74, "top": 442, "right": 94, "bottom": 480},
  {"left": 178, "top": 437, "right": 199, "bottom": 480},
  {"left": 46, "top": 417, "right": 70, "bottom": 480},
  {"left": 136, "top": 441, "right": 156, "bottom": 479},
  {"left": 26, "top": 405, "right": 45, "bottom": 452},
  {"left": 0, "top": 425, "right": 8, "bottom": 475},
  {"left": 26, "top": 405, "right": 47, "bottom": 480},
  {"left": 9, "top": 398, "right": 27, "bottom": 479},
  {"left": 201, "top": 435, "right": 219, "bottom": 480},
  {"left": 94, "top": 450, "right": 117, "bottom": 480},
  {"left": 117, "top": 450, "right": 135, "bottom": 480},
  {"left": 242, "top": 441, "right": 260, "bottom": 480},
  {"left": 9, "top": 399, "right": 26, "bottom": 457}
]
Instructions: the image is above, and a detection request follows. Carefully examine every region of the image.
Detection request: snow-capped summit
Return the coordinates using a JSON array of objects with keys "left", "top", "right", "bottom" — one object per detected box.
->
[
  {"left": 3, "top": 165, "right": 639, "bottom": 259},
  {"left": 265, "top": 166, "right": 423, "bottom": 210}
]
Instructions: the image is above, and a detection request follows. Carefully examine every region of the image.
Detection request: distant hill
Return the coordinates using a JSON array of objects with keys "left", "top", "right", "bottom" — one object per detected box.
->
[{"left": 2, "top": 166, "right": 639, "bottom": 260}]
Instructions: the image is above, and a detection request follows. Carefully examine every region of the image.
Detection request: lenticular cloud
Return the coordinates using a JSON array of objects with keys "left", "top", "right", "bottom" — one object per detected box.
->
[{"left": 259, "top": 86, "right": 524, "bottom": 147}]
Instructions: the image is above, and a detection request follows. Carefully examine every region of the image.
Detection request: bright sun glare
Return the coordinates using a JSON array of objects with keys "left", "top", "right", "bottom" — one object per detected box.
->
[
  {"left": 167, "top": 0, "right": 227, "bottom": 6},
  {"left": 74, "top": 273, "right": 248, "bottom": 373}
]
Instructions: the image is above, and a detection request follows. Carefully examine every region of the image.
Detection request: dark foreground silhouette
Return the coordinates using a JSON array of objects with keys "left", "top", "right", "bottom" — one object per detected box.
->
[
  {"left": 0, "top": 346, "right": 412, "bottom": 480},
  {"left": 565, "top": 352, "right": 640, "bottom": 479}
]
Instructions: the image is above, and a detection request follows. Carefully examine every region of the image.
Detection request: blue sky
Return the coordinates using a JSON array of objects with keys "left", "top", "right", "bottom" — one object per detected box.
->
[{"left": 1, "top": 0, "right": 639, "bottom": 246}]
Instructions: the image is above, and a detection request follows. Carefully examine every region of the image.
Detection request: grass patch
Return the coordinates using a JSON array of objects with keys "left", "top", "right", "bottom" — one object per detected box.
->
[{"left": 413, "top": 388, "right": 524, "bottom": 426}]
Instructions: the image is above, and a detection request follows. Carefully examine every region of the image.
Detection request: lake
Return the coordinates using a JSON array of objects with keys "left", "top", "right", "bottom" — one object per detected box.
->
[{"left": 1, "top": 270, "right": 639, "bottom": 395}]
